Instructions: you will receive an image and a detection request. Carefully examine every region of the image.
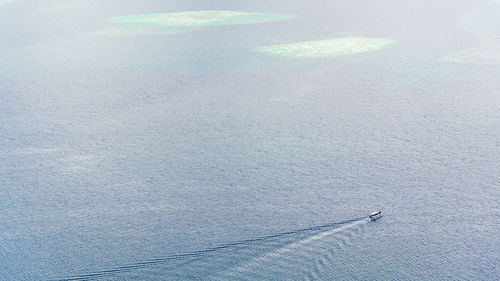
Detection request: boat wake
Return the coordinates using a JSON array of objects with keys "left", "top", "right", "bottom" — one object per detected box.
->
[
  {"left": 216, "top": 218, "right": 370, "bottom": 280},
  {"left": 54, "top": 216, "right": 369, "bottom": 280}
]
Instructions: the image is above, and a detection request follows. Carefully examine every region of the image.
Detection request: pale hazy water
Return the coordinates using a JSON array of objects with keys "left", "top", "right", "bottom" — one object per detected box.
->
[{"left": 1, "top": 0, "right": 499, "bottom": 280}]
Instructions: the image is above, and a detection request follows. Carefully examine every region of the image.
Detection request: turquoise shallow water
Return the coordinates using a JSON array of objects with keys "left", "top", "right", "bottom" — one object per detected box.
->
[{"left": 1, "top": 0, "right": 499, "bottom": 280}]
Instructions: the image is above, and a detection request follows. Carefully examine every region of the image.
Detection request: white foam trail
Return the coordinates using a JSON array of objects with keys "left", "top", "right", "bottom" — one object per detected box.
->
[{"left": 226, "top": 218, "right": 369, "bottom": 276}]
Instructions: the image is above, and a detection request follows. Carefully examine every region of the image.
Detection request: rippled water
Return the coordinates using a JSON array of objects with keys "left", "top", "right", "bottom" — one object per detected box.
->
[{"left": 1, "top": 0, "right": 499, "bottom": 280}]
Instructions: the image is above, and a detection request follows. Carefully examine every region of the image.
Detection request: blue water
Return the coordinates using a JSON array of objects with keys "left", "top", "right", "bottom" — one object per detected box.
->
[{"left": 1, "top": 0, "right": 499, "bottom": 280}]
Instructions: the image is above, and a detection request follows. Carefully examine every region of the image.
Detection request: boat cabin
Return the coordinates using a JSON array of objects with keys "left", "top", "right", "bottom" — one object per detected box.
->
[{"left": 369, "top": 211, "right": 383, "bottom": 220}]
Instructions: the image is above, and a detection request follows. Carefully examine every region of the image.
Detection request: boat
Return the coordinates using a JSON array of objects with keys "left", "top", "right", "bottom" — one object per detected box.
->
[{"left": 369, "top": 211, "right": 383, "bottom": 220}]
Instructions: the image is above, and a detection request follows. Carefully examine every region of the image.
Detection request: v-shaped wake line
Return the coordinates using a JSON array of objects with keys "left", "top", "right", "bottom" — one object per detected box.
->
[
  {"left": 54, "top": 216, "right": 368, "bottom": 280},
  {"left": 220, "top": 218, "right": 370, "bottom": 277}
]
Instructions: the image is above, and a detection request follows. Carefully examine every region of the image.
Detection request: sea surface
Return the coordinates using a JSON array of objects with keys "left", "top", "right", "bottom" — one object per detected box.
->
[{"left": 1, "top": 0, "right": 499, "bottom": 280}]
